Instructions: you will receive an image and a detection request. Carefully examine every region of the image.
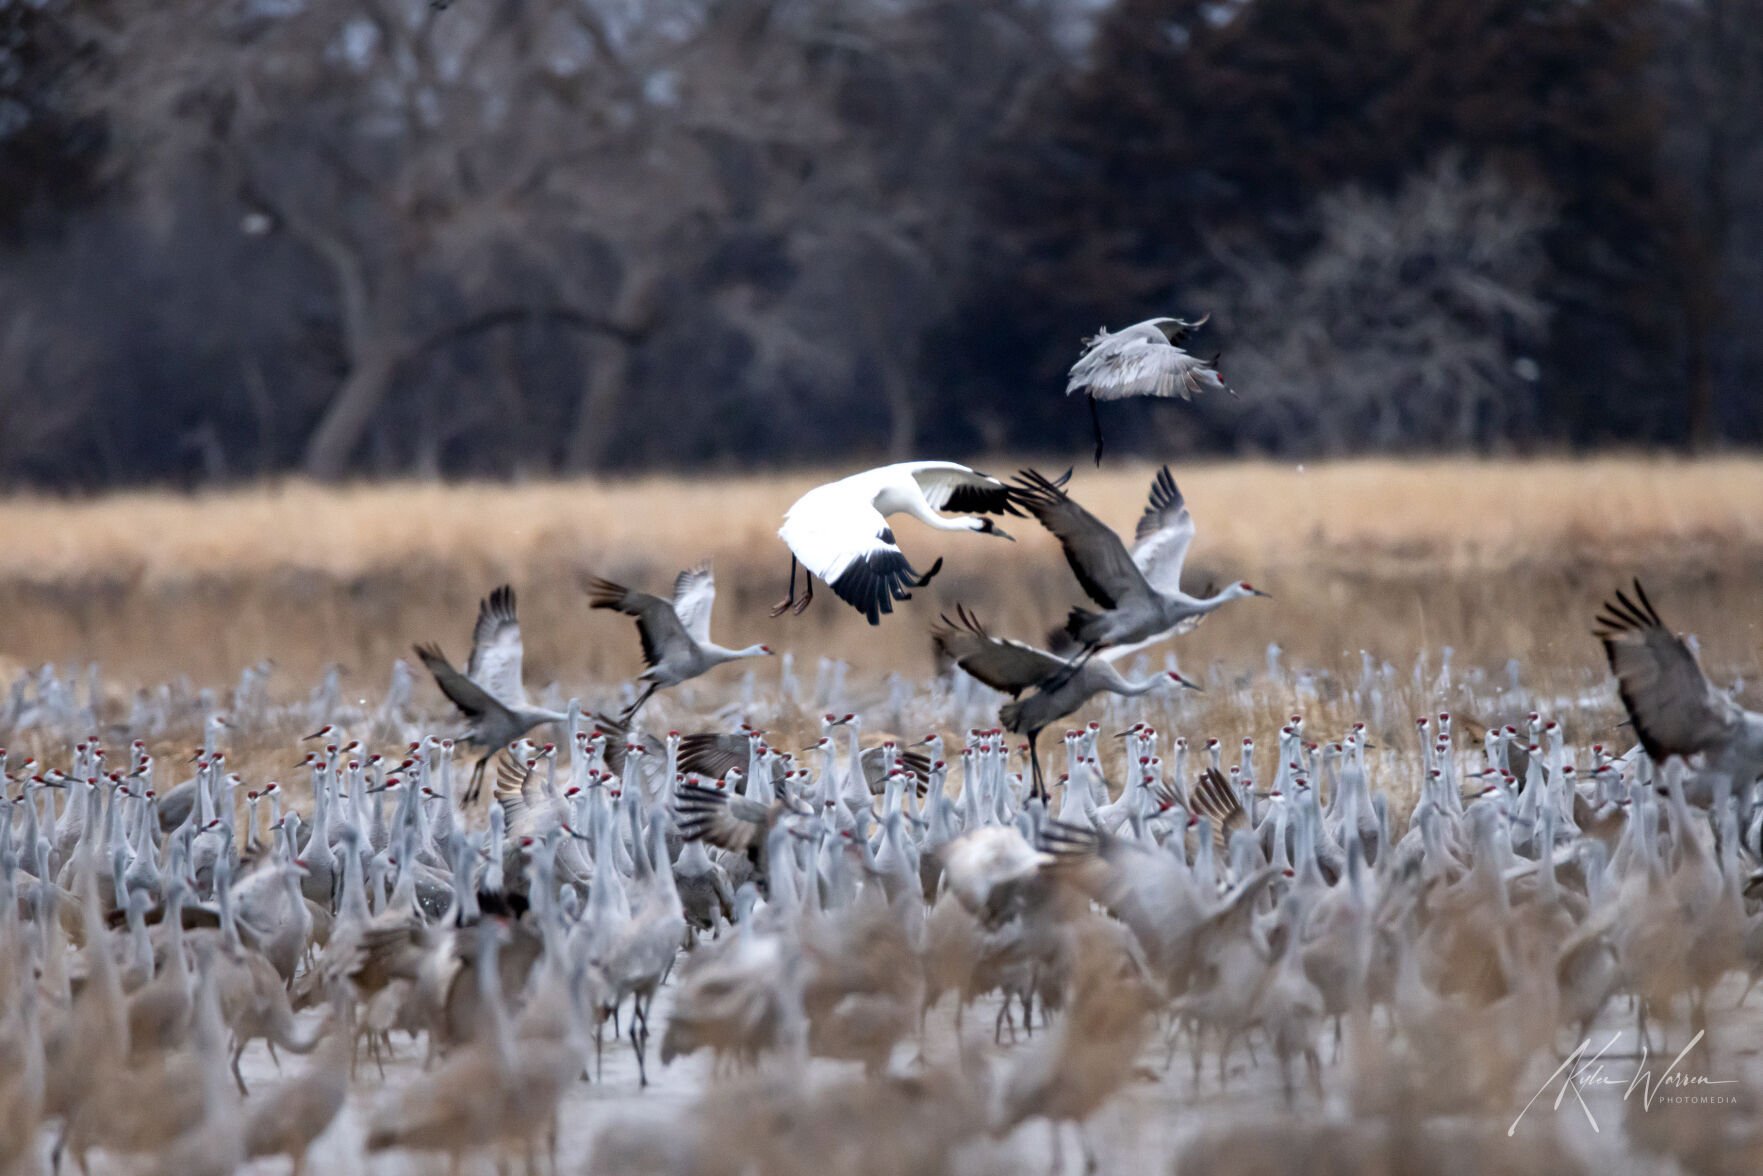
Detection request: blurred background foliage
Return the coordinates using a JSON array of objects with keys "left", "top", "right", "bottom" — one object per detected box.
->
[{"left": 0, "top": 0, "right": 1757, "bottom": 487}]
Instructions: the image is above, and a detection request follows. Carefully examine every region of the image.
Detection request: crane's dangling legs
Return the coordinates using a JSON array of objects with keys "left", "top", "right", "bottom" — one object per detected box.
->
[
  {"left": 463, "top": 753, "right": 491, "bottom": 805},
  {"left": 1027, "top": 730, "right": 1048, "bottom": 803},
  {"left": 621, "top": 681, "right": 661, "bottom": 721},
  {"left": 1089, "top": 394, "right": 1107, "bottom": 466},
  {"left": 769, "top": 555, "right": 814, "bottom": 617}
]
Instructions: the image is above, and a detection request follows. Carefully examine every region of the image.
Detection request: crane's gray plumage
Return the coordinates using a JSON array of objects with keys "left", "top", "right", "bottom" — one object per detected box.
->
[
  {"left": 587, "top": 564, "right": 772, "bottom": 719},
  {"left": 1595, "top": 580, "right": 1763, "bottom": 796},
  {"left": 932, "top": 604, "right": 1197, "bottom": 798},
  {"left": 1066, "top": 316, "right": 1229, "bottom": 463},
  {"left": 1009, "top": 467, "right": 1267, "bottom": 665},
  {"left": 414, "top": 584, "right": 564, "bottom": 804}
]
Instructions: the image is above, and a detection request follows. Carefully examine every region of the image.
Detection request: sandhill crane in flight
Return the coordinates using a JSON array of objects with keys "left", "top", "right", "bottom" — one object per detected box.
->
[
  {"left": 586, "top": 564, "right": 773, "bottom": 719},
  {"left": 1011, "top": 466, "right": 1267, "bottom": 672},
  {"left": 414, "top": 585, "right": 565, "bottom": 803},
  {"left": 1067, "top": 315, "right": 1230, "bottom": 464},
  {"left": 772, "top": 461, "right": 1031, "bottom": 625},
  {"left": 932, "top": 605, "right": 1199, "bottom": 799},
  {"left": 1595, "top": 580, "right": 1763, "bottom": 803}
]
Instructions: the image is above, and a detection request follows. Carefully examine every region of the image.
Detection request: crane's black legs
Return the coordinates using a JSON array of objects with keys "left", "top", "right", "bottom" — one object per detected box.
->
[
  {"left": 1028, "top": 731, "right": 1047, "bottom": 803},
  {"left": 1089, "top": 395, "right": 1105, "bottom": 466},
  {"left": 621, "top": 680, "right": 660, "bottom": 721},
  {"left": 769, "top": 555, "right": 813, "bottom": 617},
  {"left": 463, "top": 753, "right": 490, "bottom": 805}
]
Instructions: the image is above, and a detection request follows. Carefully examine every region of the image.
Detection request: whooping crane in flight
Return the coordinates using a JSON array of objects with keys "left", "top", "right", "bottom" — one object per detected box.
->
[
  {"left": 414, "top": 585, "right": 565, "bottom": 803},
  {"left": 1066, "top": 315, "right": 1231, "bottom": 464},
  {"left": 586, "top": 563, "right": 773, "bottom": 719},
  {"left": 772, "top": 461, "right": 1033, "bottom": 625}
]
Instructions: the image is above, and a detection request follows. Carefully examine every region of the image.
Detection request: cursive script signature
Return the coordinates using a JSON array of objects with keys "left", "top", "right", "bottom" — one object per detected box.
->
[{"left": 1509, "top": 1028, "right": 1738, "bottom": 1135}]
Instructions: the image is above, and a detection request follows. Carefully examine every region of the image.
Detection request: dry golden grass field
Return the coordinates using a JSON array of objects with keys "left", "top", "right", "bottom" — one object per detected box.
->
[{"left": 1, "top": 456, "right": 1760, "bottom": 704}]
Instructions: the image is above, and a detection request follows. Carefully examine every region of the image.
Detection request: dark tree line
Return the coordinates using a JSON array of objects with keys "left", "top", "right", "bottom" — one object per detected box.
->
[{"left": 0, "top": 0, "right": 1756, "bottom": 488}]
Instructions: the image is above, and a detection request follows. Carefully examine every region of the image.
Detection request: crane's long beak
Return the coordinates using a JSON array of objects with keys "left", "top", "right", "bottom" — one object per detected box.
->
[{"left": 991, "top": 525, "right": 1015, "bottom": 542}]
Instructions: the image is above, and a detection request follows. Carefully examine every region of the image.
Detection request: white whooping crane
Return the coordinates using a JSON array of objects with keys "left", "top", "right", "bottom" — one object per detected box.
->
[
  {"left": 1067, "top": 315, "right": 1230, "bottom": 464},
  {"left": 772, "top": 461, "right": 1035, "bottom": 626}
]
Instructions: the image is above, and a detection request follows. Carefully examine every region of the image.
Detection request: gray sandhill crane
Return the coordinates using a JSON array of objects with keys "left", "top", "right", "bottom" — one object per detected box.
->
[
  {"left": 932, "top": 605, "right": 1199, "bottom": 799},
  {"left": 771, "top": 461, "right": 1031, "bottom": 625},
  {"left": 586, "top": 564, "right": 773, "bottom": 719},
  {"left": 1011, "top": 466, "right": 1267, "bottom": 669},
  {"left": 1066, "top": 315, "right": 1230, "bottom": 464},
  {"left": 673, "top": 780, "right": 810, "bottom": 884},
  {"left": 414, "top": 585, "right": 565, "bottom": 803},
  {"left": 242, "top": 992, "right": 350, "bottom": 1176},
  {"left": 1595, "top": 580, "right": 1763, "bottom": 803}
]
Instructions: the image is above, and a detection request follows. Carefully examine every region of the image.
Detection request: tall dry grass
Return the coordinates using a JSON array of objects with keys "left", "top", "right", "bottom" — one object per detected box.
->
[{"left": 1, "top": 457, "right": 1760, "bottom": 692}]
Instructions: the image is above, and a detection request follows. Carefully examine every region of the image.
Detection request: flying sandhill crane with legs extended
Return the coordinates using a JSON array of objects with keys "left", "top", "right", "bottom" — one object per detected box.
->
[
  {"left": 414, "top": 585, "right": 566, "bottom": 803},
  {"left": 586, "top": 563, "right": 773, "bottom": 719},
  {"left": 772, "top": 461, "right": 1037, "bottom": 625},
  {"left": 1066, "top": 315, "right": 1231, "bottom": 464},
  {"left": 1010, "top": 466, "right": 1268, "bottom": 675},
  {"left": 932, "top": 605, "right": 1200, "bottom": 800},
  {"left": 1595, "top": 580, "right": 1763, "bottom": 805}
]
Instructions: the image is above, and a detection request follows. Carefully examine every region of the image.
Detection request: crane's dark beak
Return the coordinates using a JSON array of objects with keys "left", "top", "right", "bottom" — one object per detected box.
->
[{"left": 991, "top": 526, "right": 1015, "bottom": 543}]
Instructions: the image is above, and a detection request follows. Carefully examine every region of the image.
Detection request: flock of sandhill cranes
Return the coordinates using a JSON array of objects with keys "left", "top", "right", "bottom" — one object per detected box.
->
[{"left": 1, "top": 317, "right": 1762, "bottom": 1174}]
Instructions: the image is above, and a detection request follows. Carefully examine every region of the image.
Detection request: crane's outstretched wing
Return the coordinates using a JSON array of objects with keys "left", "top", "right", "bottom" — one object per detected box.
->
[
  {"left": 678, "top": 733, "right": 772, "bottom": 786},
  {"left": 779, "top": 491, "right": 940, "bottom": 626},
  {"left": 415, "top": 643, "right": 512, "bottom": 725},
  {"left": 932, "top": 605, "right": 1068, "bottom": 697},
  {"left": 1594, "top": 580, "right": 1743, "bottom": 762},
  {"left": 674, "top": 781, "right": 773, "bottom": 854},
  {"left": 466, "top": 585, "right": 528, "bottom": 708},
  {"left": 1189, "top": 767, "right": 1245, "bottom": 852},
  {"left": 1131, "top": 466, "right": 1197, "bottom": 598},
  {"left": 1067, "top": 319, "right": 1228, "bottom": 402},
  {"left": 586, "top": 576, "right": 692, "bottom": 666},
  {"left": 907, "top": 462, "right": 1027, "bottom": 517},
  {"left": 672, "top": 564, "right": 717, "bottom": 646},
  {"left": 1009, "top": 468, "right": 1150, "bottom": 609}
]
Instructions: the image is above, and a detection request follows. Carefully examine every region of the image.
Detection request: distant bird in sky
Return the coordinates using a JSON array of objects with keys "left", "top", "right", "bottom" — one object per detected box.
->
[
  {"left": 1595, "top": 580, "right": 1763, "bottom": 801},
  {"left": 772, "top": 461, "right": 1033, "bottom": 625},
  {"left": 586, "top": 563, "right": 773, "bottom": 719},
  {"left": 414, "top": 585, "right": 564, "bottom": 803},
  {"left": 1067, "top": 315, "right": 1230, "bottom": 464}
]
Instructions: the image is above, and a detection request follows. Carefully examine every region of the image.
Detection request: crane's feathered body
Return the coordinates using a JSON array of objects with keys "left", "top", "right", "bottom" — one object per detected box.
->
[
  {"left": 1010, "top": 467, "right": 1266, "bottom": 660},
  {"left": 1595, "top": 580, "right": 1763, "bottom": 798},
  {"left": 1066, "top": 316, "right": 1229, "bottom": 463},
  {"left": 774, "top": 461, "right": 1023, "bottom": 625}
]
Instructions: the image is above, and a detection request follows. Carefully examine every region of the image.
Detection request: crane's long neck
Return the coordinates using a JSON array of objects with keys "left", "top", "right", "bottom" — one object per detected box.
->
[{"left": 897, "top": 493, "right": 982, "bottom": 533}]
